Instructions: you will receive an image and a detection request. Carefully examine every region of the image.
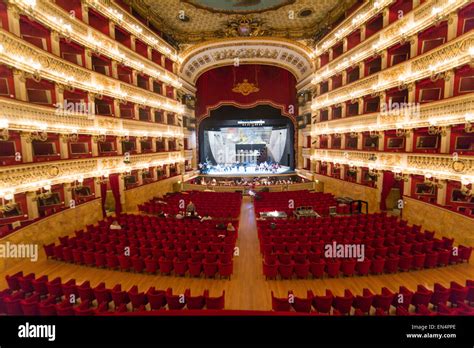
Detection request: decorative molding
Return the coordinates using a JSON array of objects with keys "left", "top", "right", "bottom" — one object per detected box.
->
[
  {"left": 180, "top": 38, "right": 313, "bottom": 84},
  {"left": 0, "top": 30, "right": 184, "bottom": 115}
]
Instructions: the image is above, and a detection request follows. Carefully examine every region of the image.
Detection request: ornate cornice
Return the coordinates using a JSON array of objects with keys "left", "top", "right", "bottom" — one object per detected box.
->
[
  {"left": 312, "top": 93, "right": 474, "bottom": 135},
  {"left": 0, "top": 29, "right": 184, "bottom": 115},
  {"left": 180, "top": 38, "right": 313, "bottom": 84},
  {"left": 311, "top": 149, "right": 474, "bottom": 182},
  {"left": 0, "top": 97, "right": 183, "bottom": 138},
  {"left": 0, "top": 152, "right": 185, "bottom": 194},
  {"left": 312, "top": 31, "right": 474, "bottom": 111}
]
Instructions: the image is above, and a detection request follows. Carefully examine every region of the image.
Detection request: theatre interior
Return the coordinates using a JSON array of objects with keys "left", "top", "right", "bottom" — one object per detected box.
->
[{"left": 0, "top": 0, "right": 474, "bottom": 317}]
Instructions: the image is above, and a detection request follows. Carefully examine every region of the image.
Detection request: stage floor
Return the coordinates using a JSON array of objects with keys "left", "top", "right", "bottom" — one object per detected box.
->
[{"left": 203, "top": 165, "right": 293, "bottom": 176}]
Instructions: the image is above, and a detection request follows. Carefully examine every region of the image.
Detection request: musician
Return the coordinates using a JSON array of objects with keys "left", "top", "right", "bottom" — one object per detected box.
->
[{"left": 186, "top": 201, "right": 196, "bottom": 216}]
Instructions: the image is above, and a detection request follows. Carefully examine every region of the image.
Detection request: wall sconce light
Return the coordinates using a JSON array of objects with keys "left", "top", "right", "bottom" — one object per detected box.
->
[
  {"left": 27, "top": 130, "right": 48, "bottom": 142},
  {"left": 396, "top": 128, "right": 410, "bottom": 137},
  {"left": 428, "top": 125, "right": 446, "bottom": 136}
]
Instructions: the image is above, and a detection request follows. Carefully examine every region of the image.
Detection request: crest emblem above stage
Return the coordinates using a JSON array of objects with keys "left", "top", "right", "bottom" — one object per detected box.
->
[{"left": 232, "top": 79, "right": 260, "bottom": 96}]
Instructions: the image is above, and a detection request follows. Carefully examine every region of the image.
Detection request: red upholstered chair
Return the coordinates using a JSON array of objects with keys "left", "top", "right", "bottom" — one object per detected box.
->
[
  {"left": 46, "top": 277, "right": 63, "bottom": 299},
  {"left": 449, "top": 282, "right": 468, "bottom": 306},
  {"left": 278, "top": 262, "right": 294, "bottom": 279},
  {"left": 370, "top": 256, "right": 385, "bottom": 274},
  {"left": 313, "top": 289, "right": 334, "bottom": 314},
  {"left": 188, "top": 260, "right": 202, "bottom": 277},
  {"left": 396, "top": 305, "right": 410, "bottom": 316},
  {"left": 457, "top": 302, "right": 474, "bottom": 315},
  {"left": 424, "top": 250, "right": 439, "bottom": 268},
  {"left": 54, "top": 245, "right": 64, "bottom": 260},
  {"left": 166, "top": 288, "right": 186, "bottom": 310},
  {"left": 83, "top": 250, "right": 96, "bottom": 266},
  {"left": 398, "top": 253, "right": 413, "bottom": 272},
  {"left": 310, "top": 259, "right": 326, "bottom": 278},
  {"left": 146, "top": 287, "right": 166, "bottom": 310},
  {"left": 20, "top": 293, "right": 41, "bottom": 316},
  {"left": 412, "top": 285, "right": 433, "bottom": 307},
  {"left": 72, "top": 249, "right": 84, "bottom": 265},
  {"left": 6, "top": 271, "right": 23, "bottom": 291},
  {"left": 353, "top": 288, "right": 374, "bottom": 314},
  {"left": 263, "top": 260, "right": 279, "bottom": 280},
  {"left": 294, "top": 260, "right": 310, "bottom": 279},
  {"left": 118, "top": 255, "right": 132, "bottom": 272},
  {"left": 185, "top": 289, "right": 205, "bottom": 310},
  {"left": 205, "top": 290, "right": 225, "bottom": 310},
  {"left": 111, "top": 284, "right": 130, "bottom": 308},
  {"left": 144, "top": 256, "right": 158, "bottom": 274},
  {"left": 356, "top": 258, "right": 371, "bottom": 276},
  {"left": 78, "top": 281, "right": 95, "bottom": 303},
  {"left": 32, "top": 275, "right": 49, "bottom": 297},
  {"left": 384, "top": 254, "right": 400, "bottom": 274},
  {"left": 159, "top": 257, "right": 173, "bottom": 275},
  {"left": 173, "top": 257, "right": 188, "bottom": 276},
  {"left": 203, "top": 259, "right": 218, "bottom": 278},
  {"left": 18, "top": 273, "right": 35, "bottom": 294},
  {"left": 43, "top": 244, "right": 55, "bottom": 259},
  {"left": 4, "top": 292, "right": 25, "bottom": 315},
  {"left": 431, "top": 283, "right": 450, "bottom": 307},
  {"left": 62, "top": 247, "right": 74, "bottom": 263},
  {"left": 459, "top": 245, "right": 472, "bottom": 263},
  {"left": 466, "top": 280, "right": 474, "bottom": 304},
  {"left": 38, "top": 296, "right": 57, "bottom": 316},
  {"left": 341, "top": 259, "right": 356, "bottom": 277},
  {"left": 55, "top": 299, "right": 75, "bottom": 316},
  {"left": 393, "top": 286, "right": 413, "bottom": 310},
  {"left": 94, "top": 251, "right": 107, "bottom": 268},
  {"left": 128, "top": 285, "right": 148, "bottom": 310},
  {"left": 218, "top": 261, "right": 233, "bottom": 279},
  {"left": 437, "top": 249, "right": 451, "bottom": 267},
  {"left": 105, "top": 253, "right": 118, "bottom": 270},
  {"left": 61, "top": 279, "right": 78, "bottom": 300},
  {"left": 333, "top": 289, "right": 354, "bottom": 315},
  {"left": 292, "top": 291, "right": 313, "bottom": 313},
  {"left": 326, "top": 259, "right": 341, "bottom": 278},
  {"left": 415, "top": 304, "right": 436, "bottom": 316},
  {"left": 412, "top": 252, "right": 426, "bottom": 270},
  {"left": 93, "top": 283, "right": 112, "bottom": 305},
  {"left": 74, "top": 300, "right": 95, "bottom": 316},
  {"left": 131, "top": 255, "right": 145, "bottom": 273},
  {"left": 373, "top": 287, "right": 395, "bottom": 313}
]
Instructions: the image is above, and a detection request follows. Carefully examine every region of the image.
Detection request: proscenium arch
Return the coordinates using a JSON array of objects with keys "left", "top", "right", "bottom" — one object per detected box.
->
[{"left": 179, "top": 37, "right": 314, "bottom": 86}]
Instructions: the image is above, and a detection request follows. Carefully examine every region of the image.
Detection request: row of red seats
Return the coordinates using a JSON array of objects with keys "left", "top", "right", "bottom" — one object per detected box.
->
[
  {"left": 262, "top": 249, "right": 471, "bottom": 279},
  {"left": 51, "top": 233, "right": 236, "bottom": 255},
  {"left": 139, "top": 191, "right": 242, "bottom": 218},
  {"left": 254, "top": 191, "right": 337, "bottom": 215},
  {"left": 44, "top": 245, "right": 234, "bottom": 278},
  {"left": 1, "top": 272, "right": 225, "bottom": 315},
  {"left": 271, "top": 280, "right": 474, "bottom": 315}
]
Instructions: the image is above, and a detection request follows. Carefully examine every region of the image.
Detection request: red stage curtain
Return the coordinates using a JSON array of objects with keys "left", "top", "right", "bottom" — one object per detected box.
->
[
  {"left": 100, "top": 181, "right": 107, "bottom": 218},
  {"left": 195, "top": 65, "right": 297, "bottom": 122},
  {"left": 380, "top": 171, "right": 404, "bottom": 211},
  {"left": 109, "top": 174, "right": 122, "bottom": 214}
]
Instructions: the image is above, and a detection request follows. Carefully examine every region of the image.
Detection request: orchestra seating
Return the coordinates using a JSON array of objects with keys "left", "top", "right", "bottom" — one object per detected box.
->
[
  {"left": 254, "top": 190, "right": 347, "bottom": 216},
  {"left": 259, "top": 213, "right": 472, "bottom": 279},
  {"left": 44, "top": 214, "right": 237, "bottom": 279},
  {"left": 139, "top": 191, "right": 242, "bottom": 218},
  {"left": 271, "top": 280, "right": 474, "bottom": 315},
  {"left": 0, "top": 272, "right": 225, "bottom": 315}
]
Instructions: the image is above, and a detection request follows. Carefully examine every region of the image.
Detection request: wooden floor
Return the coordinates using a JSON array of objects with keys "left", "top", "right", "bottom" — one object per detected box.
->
[{"left": 1, "top": 197, "right": 473, "bottom": 311}]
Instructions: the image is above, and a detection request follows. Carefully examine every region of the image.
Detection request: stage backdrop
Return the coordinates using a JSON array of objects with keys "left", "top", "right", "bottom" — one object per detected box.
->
[{"left": 195, "top": 64, "right": 297, "bottom": 123}]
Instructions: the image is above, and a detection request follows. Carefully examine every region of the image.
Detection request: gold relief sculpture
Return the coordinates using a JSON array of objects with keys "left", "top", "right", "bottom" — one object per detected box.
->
[{"left": 232, "top": 79, "right": 260, "bottom": 96}]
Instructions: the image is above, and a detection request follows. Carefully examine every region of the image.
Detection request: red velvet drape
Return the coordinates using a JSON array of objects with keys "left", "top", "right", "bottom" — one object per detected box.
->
[
  {"left": 195, "top": 65, "right": 297, "bottom": 122},
  {"left": 380, "top": 171, "right": 404, "bottom": 210},
  {"left": 100, "top": 181, "right": 107, "bottom": 218},
  {"left": 109, "top": 174, "right": 122, "bottom": 214}
]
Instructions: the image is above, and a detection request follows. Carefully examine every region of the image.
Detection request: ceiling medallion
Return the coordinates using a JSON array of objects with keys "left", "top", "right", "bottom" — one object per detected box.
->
[
  {"left": 223, "top": 16, "right": 268, "bottom": 37},
  {"left": 232, "top": 79, "right": 260, "bottom": 96}
]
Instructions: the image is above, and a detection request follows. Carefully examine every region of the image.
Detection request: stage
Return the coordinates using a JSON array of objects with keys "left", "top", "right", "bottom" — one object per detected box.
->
[{"left": 203, "top": 165, "right": 293, "bottom": 176}]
